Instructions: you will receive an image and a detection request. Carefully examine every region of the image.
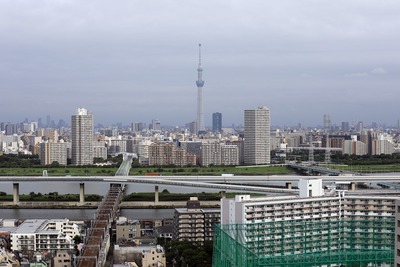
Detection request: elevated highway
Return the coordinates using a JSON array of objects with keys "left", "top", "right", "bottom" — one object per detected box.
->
[
  {"left": 2, "top": 174, "right": 400, "bottom": 183},
  {"left": 286, "top": 163, "right": 361, "bottom": 176}
]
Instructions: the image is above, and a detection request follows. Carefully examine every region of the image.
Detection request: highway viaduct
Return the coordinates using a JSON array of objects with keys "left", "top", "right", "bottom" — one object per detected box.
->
[{"left": 2, "top": 174, "right": 400, "bottom": 204}]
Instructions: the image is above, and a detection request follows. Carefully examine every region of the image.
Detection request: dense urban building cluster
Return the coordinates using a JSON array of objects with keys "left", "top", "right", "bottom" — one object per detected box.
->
[
  {"left": 3, "top": 108, "right": 400, "bottom": 170},
  {"left": 0, "top": 106, "right": 271, "bottom": 168}
]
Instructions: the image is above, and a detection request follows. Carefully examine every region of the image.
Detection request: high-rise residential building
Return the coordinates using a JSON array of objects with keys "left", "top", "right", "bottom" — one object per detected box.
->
[
  {"left": 39, "top": 141, "right": 67, "bottom": 166},
  {"left": 71, "top": 108, "right": 93, "bottom": 166},
  {"left": 212, "top": 112, "right": 222, "bottom": 132},
  {"left": 244, "top": 106, "right": 270, "bottom": 165},
  {"left": 196, "top": 44, "right": 205, "bottom": 132}
]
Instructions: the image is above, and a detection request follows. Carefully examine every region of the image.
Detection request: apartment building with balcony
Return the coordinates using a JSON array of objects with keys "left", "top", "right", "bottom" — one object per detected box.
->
[
  {"left": 148, "top": 142, "right": 196, "bottom": 166},
  {"left": 173, "top": 197, "right": 220, "bottom": 243},
  {"left": 221, "top": 180, "right": 397, "bottom": 225},
  {"left": 215, "top": 179, "right": 398, "bottom": 266}
]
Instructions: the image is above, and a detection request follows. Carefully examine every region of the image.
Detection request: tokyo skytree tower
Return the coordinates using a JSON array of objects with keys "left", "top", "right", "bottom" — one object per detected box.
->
[{"left": 196, "top": 43, "right": 205, "bottom": 132}]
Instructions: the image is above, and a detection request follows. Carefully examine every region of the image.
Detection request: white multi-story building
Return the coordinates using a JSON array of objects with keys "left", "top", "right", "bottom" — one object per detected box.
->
[
  {"left": 71, "top": 108, "right": 93, "bottom": 165},
  {"left": 343, "top": 135, "right": 367, "bottom": 155},
  {"left": 372, "top": 133, "right": 395, "bottom": 155},
  {"left": 216, "top": 180, "right": 398, "bottom": 266},
  {"left": 221, "top": 179, "right": 397, "bottom": 225},
  {"left": 9, "top": 219, "right": 80, "bottom": 252},
  {"left": 244, "top": 106, "right": 270, "bottom": 165}
]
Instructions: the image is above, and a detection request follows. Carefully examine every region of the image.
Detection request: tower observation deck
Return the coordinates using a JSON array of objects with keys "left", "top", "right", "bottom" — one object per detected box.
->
[{"left": 196, "top": 43, "right": 205, "bottom": 132}]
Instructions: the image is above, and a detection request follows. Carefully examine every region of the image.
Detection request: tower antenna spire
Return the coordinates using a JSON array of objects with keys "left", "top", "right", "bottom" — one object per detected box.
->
[{"left": 198, "top": 43, "right": 202, "bottom": 66}]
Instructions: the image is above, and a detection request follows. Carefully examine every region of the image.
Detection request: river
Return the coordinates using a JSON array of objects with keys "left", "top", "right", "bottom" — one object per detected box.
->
[
  {"left": 0, "top": 179, "right": 291, "bottom": 220},
  {"left": 0, "top": 208, "right": 175, "bottom": 220}
]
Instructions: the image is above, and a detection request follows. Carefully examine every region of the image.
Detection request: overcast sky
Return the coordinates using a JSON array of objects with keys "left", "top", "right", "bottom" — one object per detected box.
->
[{"left": 1, "top": 0, "right": 399, "bottom": 128}]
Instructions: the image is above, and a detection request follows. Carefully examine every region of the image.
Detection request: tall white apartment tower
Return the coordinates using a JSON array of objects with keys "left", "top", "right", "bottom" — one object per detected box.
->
[
  {"left": 71, "top": 108, "right": 94, "bottom": 165},
  {"left": 244, "top": 106, "right": 270, "bottom": 165},
  {"left": 196, "top": 43, "right": 205, "bottom": 132}
]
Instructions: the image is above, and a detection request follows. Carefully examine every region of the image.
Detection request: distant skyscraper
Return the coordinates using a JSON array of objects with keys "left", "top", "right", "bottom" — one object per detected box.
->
[
  {"left": 342, "top": 121, "right": 350, "bottom": 132},
  {"left": 323, "top": 114, "right": 331, "bottom": 130},
  {"left": 71, "top": 108, "right": 93, "bottom": 166},
  {"left": 196, "top": 44, "right": 205, "bottom": 132},
  {"left": 133, "top": 122, "right": 146, "bottom": 132},
  {"left": 188, "top": 121, "right": 198, "bottom": 135},
  {"left": 46, "top": 115, "right": 51, "bottom": 128},
  {"left": 212, "top": 112, "right": 222, "bottom": 132},
  {"left": 151, "top": 119, "right": 161, "bottom": 131},
  {"left": 244, "top": 106, "right": 270, "bottom": 165}
]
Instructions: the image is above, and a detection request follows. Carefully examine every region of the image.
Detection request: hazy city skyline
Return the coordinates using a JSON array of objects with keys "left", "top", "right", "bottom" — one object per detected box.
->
[{"left": 1, "top": 1, "right": 399, "bottom": 127}]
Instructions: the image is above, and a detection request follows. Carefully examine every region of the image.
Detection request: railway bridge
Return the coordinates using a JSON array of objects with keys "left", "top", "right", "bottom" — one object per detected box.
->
[{"left": 76, "top": 154, "right": 134, "bottom": 267}]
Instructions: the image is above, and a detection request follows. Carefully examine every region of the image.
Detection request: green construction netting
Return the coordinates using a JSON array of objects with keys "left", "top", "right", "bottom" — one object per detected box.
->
[{"left": 212, "top": 218, "right": 394, "bottom": 267}]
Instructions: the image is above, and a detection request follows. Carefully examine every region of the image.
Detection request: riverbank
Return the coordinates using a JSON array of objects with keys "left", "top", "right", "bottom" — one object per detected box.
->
[{"left": 0, "top": 200, "right": 221, "bottom": 209}]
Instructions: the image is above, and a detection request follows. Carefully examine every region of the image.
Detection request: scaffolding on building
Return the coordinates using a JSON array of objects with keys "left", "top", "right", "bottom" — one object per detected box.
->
[{"left": 212, "top": 218, "right": 394, "bottom": 267}]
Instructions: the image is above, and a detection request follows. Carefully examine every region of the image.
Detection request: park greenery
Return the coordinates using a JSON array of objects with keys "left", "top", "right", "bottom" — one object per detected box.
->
[
  {"left": 0, "top": 154, "right": 293, "bottom": 176},
  {"left": 164, "top": 240, "right": 213, "bottom": 267},
  {"left": 2, "top": 153, "right": 400, "bottom": 176}
]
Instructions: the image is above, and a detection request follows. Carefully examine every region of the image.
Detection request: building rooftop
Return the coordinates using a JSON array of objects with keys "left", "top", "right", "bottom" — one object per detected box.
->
[{"left": 12, "top": 219, "right": 47, "bottom": 234}]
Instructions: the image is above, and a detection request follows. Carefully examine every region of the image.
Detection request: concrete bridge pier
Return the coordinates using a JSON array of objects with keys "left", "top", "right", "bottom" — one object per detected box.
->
[
  {"left": 13, "top": 183, "right": 19, "bottom": 204},
  {"left": 155, "top": 186, "right": 159, "bottom": 204},
  {"left": 286, "top": 182, "right": 292, "bottom": 190},
  {"left": 79, "top": 183, "right": 85, "bottom": 205}
]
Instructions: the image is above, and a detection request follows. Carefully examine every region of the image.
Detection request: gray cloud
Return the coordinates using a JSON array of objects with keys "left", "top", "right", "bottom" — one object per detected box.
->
[{"left": 1, "top": 0, "right": 400, "bottom": 127}]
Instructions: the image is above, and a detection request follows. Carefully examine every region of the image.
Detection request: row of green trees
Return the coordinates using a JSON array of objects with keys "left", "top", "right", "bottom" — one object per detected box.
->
[
  {"left": 284, "top": 149, "right": 400, "bottom": 165},
  {"left": 331, "top": 153, "right": 400, "bottom": 165},
  {"left": 0, "top": 154, "right": 123, "bottom": 168},
  {"left": 0, "top": 191, "right": 102, "bottom": 201}
]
